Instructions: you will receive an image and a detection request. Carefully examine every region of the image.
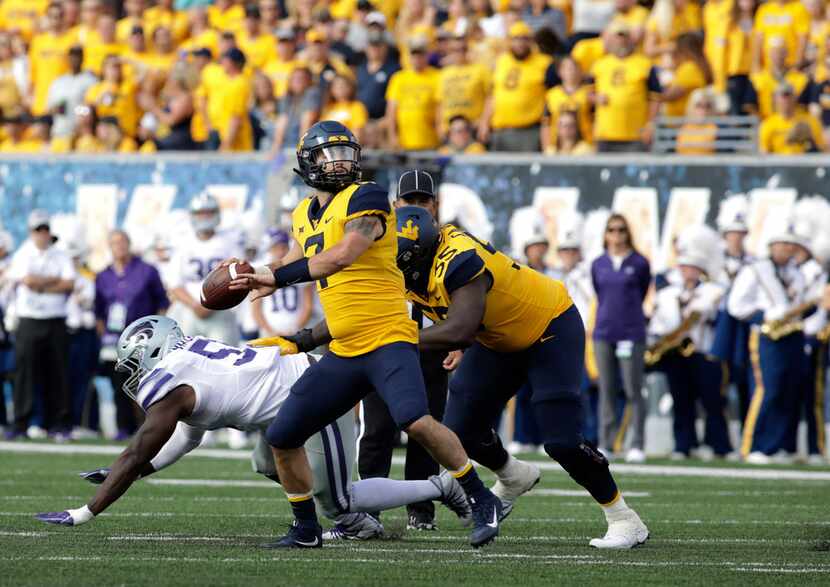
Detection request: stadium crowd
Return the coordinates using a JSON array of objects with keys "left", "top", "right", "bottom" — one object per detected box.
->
[
  {"left": 1, "top": 187, "right": 829, "bottom": 469},
  {"left": 0, "top": 0, "right": 827, "bottom": 154}
]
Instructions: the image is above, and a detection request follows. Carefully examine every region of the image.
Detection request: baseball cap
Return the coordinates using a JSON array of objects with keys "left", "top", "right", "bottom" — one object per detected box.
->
[
  {"left": 192, "top": 47, "right": 213, "bottom": 58},
  {"left": 397, "top": 170, "right": 436, "bottom": 200},
  {"left": 408, "top": 35, "right": 429, "bottom": 53},
  {"left": 366, "top": 11, "right": 386, "bottom": 27},
  {"left": 245, "top": 4, "right": 260, "bottom": 18},
  {"left": 508, "top": 21, "right": 532, "bottom": 39},
  {"left": 222, "top": 47, "right": 246, "bottom": 66},
  {"left": 28, "top": 209, "right": 51, "bottom": 231},
  {"left": 275, "top": 27, "right": 295, "bottom": 41}
]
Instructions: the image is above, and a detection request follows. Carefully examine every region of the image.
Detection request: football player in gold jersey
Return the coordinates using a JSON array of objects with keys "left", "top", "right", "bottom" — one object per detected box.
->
[
  {"left": 228, "top": 121, "right": 502, "bottom": 549},
  {"left": 394, "top": 201, "right": 649, "bottom": 549}
]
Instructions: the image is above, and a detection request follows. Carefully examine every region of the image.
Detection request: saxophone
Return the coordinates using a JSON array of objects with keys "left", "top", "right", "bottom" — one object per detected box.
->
[
  {"left": 760, "top": 298, "right": 819, "bottom": 341},
  {"left": 645, "top": 312, "right": 701, "bottom": 366}
]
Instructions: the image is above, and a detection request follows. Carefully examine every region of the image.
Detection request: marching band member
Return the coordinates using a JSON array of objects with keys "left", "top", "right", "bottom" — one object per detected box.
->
[
  {"left": 728, "top": 220, "right": 811, "bottom": 464},
  {"left": 648, "top": 225, "right": 731, "bottom": 459},
  {"left": 710, "top": 194, "right": 754, "bottom": 424},
  {"left": 790, "top": 198, "right": 830, "bottom": 464}
]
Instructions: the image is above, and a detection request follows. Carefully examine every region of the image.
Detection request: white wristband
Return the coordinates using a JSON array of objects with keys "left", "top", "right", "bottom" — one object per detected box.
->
[{"left": 68, "top": 505, "right": 95, "bottom": 525}]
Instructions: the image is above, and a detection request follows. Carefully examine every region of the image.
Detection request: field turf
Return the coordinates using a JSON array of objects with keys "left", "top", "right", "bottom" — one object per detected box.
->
[{"left": 1, "top": 444, "right": 829, "bottom": 586}]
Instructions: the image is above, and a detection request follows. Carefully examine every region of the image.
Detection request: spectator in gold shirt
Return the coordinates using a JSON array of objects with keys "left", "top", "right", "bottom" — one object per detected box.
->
[
  {"left": 439, "top": 115, "right": 487, "bottom": 154},
  {"left": 85, "top": 55, "right": 140, "bottom": 137},
  {"left": 478, "top": 21, "right": 557, "bottom": 152},
  {"left": 759, "top": 83, "right": 825, "bottom": 154},
  {"left": 29, "top": 1, "right": 75, "bottom": 116},
  {"left": 385, "top": 36, "right": 440, "bottom": 151},
  {"left": 237, "top": 4, "right": 278, "bottom": 70},
  {"left": 84, "top": 13, "right": 125, "bottom": 77},
  {"left": 437, "top": 34, "right": 490, "bottom": 138}
]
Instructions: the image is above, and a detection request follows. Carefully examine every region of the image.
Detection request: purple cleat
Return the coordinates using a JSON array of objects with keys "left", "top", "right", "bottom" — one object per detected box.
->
[{"left": 35, "top": 511, "right": 74, "bottom": 526}]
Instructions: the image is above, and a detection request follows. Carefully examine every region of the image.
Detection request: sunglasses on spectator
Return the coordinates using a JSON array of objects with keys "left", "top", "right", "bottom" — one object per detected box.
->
[
  {"left": 606, "top": 226, "right": 627, "bottom": 233},
  {"left": 32, "top": 224, "right": 50, "bottom": 232}
]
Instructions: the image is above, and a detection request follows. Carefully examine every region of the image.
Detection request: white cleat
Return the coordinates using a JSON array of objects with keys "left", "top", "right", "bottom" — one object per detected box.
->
[
  {"left": 491, "top": 457, "right": 541, "bottom": 521},
  {"left": 624, "top": 448, "right": 646, "bottom": 463},
  {"left": 589, "top": 509, "right": 649, "bottom": 549},
  {"left": 322, "top": 513, "right": 384, "bottom": 541},
  {"left": 745, "top": 451, "right": 771, "bottom": 465},
  {"left": 806, "top": 454, "right": 828, "bottom": 466}
]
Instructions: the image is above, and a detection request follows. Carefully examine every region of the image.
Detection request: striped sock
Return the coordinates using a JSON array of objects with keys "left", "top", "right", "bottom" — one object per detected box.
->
[
  {"left": 450, "top": 461, "right": 486, "bottom": 498},
  {"left": 287, "top": 493, "right": 317, "bottom": 524}
]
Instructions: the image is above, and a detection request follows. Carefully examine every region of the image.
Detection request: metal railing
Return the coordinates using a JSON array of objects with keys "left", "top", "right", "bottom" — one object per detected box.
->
[{"left": 652, "top": 115, "right": 760, "bottom": 154}]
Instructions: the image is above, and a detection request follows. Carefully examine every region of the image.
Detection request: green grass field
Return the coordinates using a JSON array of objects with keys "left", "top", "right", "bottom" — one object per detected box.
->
[{"left": 1, "top": 444, "right": 830, "bottom": 586}]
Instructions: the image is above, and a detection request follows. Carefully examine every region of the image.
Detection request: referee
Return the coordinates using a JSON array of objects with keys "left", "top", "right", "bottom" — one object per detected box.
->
[{"left": 357, "top": 170, "right": 452, "bottom": 530}]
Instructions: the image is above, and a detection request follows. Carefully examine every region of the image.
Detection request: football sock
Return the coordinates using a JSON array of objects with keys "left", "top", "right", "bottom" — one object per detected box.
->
[
  {"left": 287, "top": 493, "right": 317, "bottom": 524},
  {"left": 349, "top": 479, "right": 440, "bottom": 512},
  {"left": 470, "top": 429, "right": 510, "bottom": 471},
  {"left": 451, "top": 461, "right": 487, "bottom": 498},
  {"left": 599, "top": 493, "right": 631, "bottom": 522},
  {"left": 544, "top": 442, "right": 619, "bottom": 504}
]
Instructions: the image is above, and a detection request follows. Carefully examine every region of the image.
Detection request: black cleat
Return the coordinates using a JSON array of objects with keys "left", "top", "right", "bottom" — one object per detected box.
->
[
  {"left": 468, "top": 491, "right": 502, "bottom": 548},
  {"left": 260, "top": 520, "right": 323, "bottom": 549}
]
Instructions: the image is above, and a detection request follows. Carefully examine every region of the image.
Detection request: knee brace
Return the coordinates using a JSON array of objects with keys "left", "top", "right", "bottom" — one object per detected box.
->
[{"left": 544, "top": 441, "right": 617, "bottom": 504}]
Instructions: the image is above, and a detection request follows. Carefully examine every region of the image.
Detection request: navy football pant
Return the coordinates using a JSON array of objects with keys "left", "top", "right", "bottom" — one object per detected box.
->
[{"left": 267, "top": 342, "right": 429, "bottom": 449}]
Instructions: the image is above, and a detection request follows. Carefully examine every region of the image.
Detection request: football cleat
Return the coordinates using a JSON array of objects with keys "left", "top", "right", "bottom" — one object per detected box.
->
[
  {"left": 430, "top": 470, "right": 472, "bottom": 527},
  {"left": 491, "top": 458, "right": 541, "bottom": 521},
  {"left": 745, "top": 451, "right": 771, "bottom": 465},
  {"left": 468, "top": 491, "right": 502, "bottom": 548},
  {"left": 407, "top": 511, "right": 437, "bottom": 531},
  {"left": 589, "top": 509, "right": 649, "bottom": 549},
  {"left": 35, "top": 511, "right": 74, "bottom": 526},
  {"left": 625, "top": 448, "right": 646, "bottom": 463},
  {"left": 260, "top": 520, "right": 323, "bottom": 549},
  {"left": 322, "top": 513, "right": 384, "bottom": 541}
]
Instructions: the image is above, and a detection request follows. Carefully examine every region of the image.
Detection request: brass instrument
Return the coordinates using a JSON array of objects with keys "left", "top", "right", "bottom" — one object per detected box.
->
[
  {"left": 816, "top": 321, "right": 830, "bottom": 344},
  {"left": 760, "top": 298, "right": 819, "bottom": 341},
  {"left": 645, "top": 312, "right": 701, "bottom": 366}
]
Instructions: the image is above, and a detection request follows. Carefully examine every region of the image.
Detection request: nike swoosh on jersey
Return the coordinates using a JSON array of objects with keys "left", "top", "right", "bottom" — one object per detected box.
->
[{"left": 540, "top": 334, "right": 556, "bottom": 343}]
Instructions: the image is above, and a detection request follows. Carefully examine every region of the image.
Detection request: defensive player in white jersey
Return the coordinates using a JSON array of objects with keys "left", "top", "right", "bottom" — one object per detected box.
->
[
  {"left": 168, "top": 194, "right": 243, "bottom": 345},
  {"left": 34, "top": 316, "right": 471, "bottom": 542},
  {"left": 252, "top": 228, "right": 313, "bottom": 337}
]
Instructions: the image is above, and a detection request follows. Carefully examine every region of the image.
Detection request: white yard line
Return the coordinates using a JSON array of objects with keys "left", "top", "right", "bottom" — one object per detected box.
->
[{"left": 3, "top": 440, "right": 830, "bottom": 481}]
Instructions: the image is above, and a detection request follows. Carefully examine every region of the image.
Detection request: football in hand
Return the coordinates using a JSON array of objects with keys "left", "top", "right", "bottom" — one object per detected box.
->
[{"left": 200, "top": 261, "right": 254, "bottom": 310}]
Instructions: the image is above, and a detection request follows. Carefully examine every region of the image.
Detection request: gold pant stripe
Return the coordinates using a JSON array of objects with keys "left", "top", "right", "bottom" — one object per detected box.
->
[
  {"left": 612, "top": 405, "right": 632, "bottom": 454},
  {"left": 741, "top": 329, "right": 765, "bottom": 457}
]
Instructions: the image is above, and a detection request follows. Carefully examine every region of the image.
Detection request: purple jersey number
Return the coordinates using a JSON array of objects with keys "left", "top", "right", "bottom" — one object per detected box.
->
[{"left": 188, "top": 338, "right": 256, "bottom": 366}]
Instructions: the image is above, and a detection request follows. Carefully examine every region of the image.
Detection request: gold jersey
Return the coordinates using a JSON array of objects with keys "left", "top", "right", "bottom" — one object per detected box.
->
[
  {"left": 291, "top": 182, "right": 418, "bottom": 357},
  {"left": 405, "top": 225, "right": 573, "bottom": 353}
]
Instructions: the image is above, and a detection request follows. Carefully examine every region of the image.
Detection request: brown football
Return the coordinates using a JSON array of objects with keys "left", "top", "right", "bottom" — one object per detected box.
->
[{"left": 200, "top": 261, "right": 254, "bottom": 310}]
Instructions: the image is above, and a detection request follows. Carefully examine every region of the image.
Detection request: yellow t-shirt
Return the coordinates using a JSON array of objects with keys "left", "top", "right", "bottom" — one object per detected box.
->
[
  {"left": 237, "top": 31, "right": 278, "bottom": 70},
  {"left": 0, "top": 0, "right": 49, "bottom": 41},
  {"left": 754, "top": 0, "right": 810, "bottom": 71},
  {"left": 321, "top": 100, "right": 369, "bottom": 132},
  {"left": 439, "top": 142, "right": 487, "bottom": 155},
  {"left": 85, "top": 80, "right": 141, "bottom": 136},
  {"left": 749, "top": 69, "right": 808, "bottom": 119},
  {"left": 83, "top": 42, "right": 126, "bottom": 77},
  {"left": 144, "top": 6, "right": 190, "bottom": 44},
  {"left": 73, "top": 134, "right": 104, "bottom": 153},
  {"left": 70, "top": 25, "right": 101, "bottom": 47},
  {"left": 571, "top": 37, "right": 605, "bottom": 76},
  {"left": 491, "top": 51, "right": 553, "bottom": 129},
  {"left": 208, "top": 4, "right": 245, "bottom": 33},
  {"left": 544, "top": 84, "right": 593, "bottom": 145},
  {"left": 179, "top": 29, "right": 220, "bottom": 57},
  {"left": 592, "top": 53, "right": 660, "bottom": 142},
  {"left": 646, "top": 0, "right": 702, "bottom": 47},
  {"left": 0, "top": 62, "right": 21, "bottom": 116},
  {"left": 207, "top": 72, "right": 253, "bottom": 151},
  {"left": 404, "top": 224, "right": 573, "bottom": 353},
  {"left": 263, "top": 58, "right": 298, "bottom": 98},
  {"left": 0, "top": 138, "right": 46, "bottom": 153},
  {"left": 437, "top": 62, "right": 491, "bottom": 128},
  {"left": 29, "top": 30, "right": 76, "bottom": 115},
  {"left": 663, "top": 60, "right": 707, "bottom": 117},
  {"left": 385, "top": 67, "right": 440, "bottom": 150},
  {"left": 676, "top": 122, "right": 717, "bottom": 154},
  {"left": 759, "top": 112, "right": 825, "bottom": 154},
  {"left": 292, "top": 182, "right": 417, "bottom": 357},
  {"left": 116, "top": 16, "right": 144, "bottom": 44}
]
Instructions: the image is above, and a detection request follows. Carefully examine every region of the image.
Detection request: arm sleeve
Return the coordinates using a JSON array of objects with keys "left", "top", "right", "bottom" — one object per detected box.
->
[
  {"left": 443, "top": 249, "right": 486, "bottom": 294},
  {"left": 648, "top": 289, "right": 674, "bottom": 337},
  {"left": 148, "top": 422, "right": 205, "bottom": 472},
  {"left": 638, "top": 256, "right": 651, "bottom": 299},
  {"left": 60, "top": 254, "right": 76, "bottom": 281},
  {"left": 345, "top": 183, "right": 391, "bottom": 218},
  {"left": 647, "top": 66, "right": 662, "bottom": 94}
]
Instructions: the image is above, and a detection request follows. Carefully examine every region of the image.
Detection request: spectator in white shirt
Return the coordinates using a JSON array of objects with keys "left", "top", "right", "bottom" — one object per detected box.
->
[
  {"left": 5, "top": 210, "right": 75, "bottom": 441},
  {"left": 47, "top": 45, "right": 97, "bottom": 140}
]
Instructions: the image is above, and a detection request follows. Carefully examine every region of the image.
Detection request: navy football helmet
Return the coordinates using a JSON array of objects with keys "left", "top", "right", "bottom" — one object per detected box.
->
[
  {"left": 294, "top": 120, "right": 362, "bottom": 193},
  {"left": 396, "top": 205, "right": 440, "bottom": 289}
]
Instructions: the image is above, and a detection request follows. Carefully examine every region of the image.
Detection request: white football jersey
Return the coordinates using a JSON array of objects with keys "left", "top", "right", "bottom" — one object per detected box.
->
[
  {"left": 169, "top": 231, "right": 244, "bottom": 301},
  {"left": 135, "top": 336, "right": 309, "bottom": 432},
  {"left": 261, "top": 284, "right": 310, "bottom": 334}
]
